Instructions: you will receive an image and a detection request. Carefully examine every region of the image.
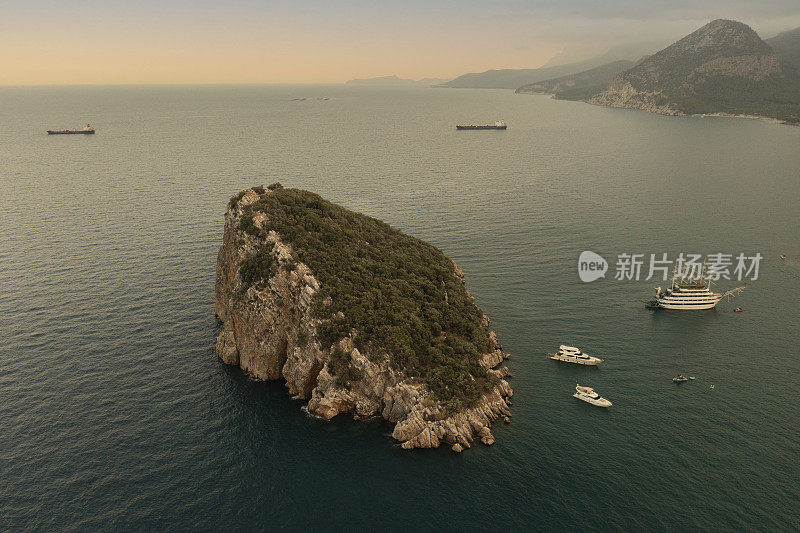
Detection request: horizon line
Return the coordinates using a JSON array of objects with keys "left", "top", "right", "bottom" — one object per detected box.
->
[{"left": 0, "top": 81, "right": 465, "bottom": 88}]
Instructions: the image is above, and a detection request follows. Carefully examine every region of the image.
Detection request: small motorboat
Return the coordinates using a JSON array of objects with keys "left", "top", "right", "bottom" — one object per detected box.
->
[
  {"left": 673, "top": 375, "right": 689, "bottom": 383},
  {"left": 573, "top": 384, "right": 612, "bottom": 407},
  {"left": 780, "top": 254, "right": 787, "bottom": 260},
  {"left": 733, "top": 307, "right": 743, "bottom": 312}
]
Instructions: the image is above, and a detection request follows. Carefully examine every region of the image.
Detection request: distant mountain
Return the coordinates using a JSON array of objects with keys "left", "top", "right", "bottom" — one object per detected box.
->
[
  {"left": 541, "top": 40, "right": 664, "bottom": 68},
  {"left": 417, "top": 77, "right": 452, "bottom": 86},
  {"left": 440, "top": 65, "right": 575, "bottom": 89},
  {"left": 515, "top": 60, "right": 637, "bottom": 100},
  {"left": 438, "top": 56, "right": 623, "bottom": 89},
  {"left": 766, "top": 27, "right": 800, "bottom": 76},
  {"left": 441, "top": 44, "right": 659, "bottom": 89},
  {"left": 345, "top": 75, "right": 451, "bottom": 86},
  {"left": 588, "top": 19, "right": 800, "bottom": 123}
]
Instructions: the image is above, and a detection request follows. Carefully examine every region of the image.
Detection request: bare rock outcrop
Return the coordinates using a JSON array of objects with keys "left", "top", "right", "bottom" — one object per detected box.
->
[
  {"left": 588, "top": 80, "right": 682, "bottom": 116},
  {"left": 215, "top": 188, "right": 514, "bottom": 451}
]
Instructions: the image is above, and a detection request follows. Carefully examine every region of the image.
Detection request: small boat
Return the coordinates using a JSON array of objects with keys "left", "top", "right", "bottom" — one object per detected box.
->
[
  {"left": 710, "top": 384, "right": 715, "bottom": 390},
  {"left": 573, "top": 384, "right": 612, "bottom": 407},
  {"left": 673, "top": 375, "right": 689, "bottom": 383},
  {"left": 733, "top": 307, "right": 743, "bottom": 312},
  {"left": 549, "top": 345, "right": 603, "bottom": 365},
  {"left": 456, "top": 121, "right": 507, "bottom": 130},
  {"left": 47, "top": 124, "right": 95, "bottom": 135},
  {"left": 780, "top": 254, "right": 786, "bottom": 260}
]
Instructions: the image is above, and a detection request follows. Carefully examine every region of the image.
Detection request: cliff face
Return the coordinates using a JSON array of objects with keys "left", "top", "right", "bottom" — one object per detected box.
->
[
  {"left": 587, "top": 19, "right": 800, "bottom": 122},
  {"left": 588, "top": 79, "right": 683, "bottom": 116},
  {"left": 215, "top": 187, "right": 513, "bottom": 451}
]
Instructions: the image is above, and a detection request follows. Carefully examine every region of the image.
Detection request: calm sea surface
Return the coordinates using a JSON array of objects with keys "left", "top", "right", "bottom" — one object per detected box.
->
[{"left": 1, "top": 85, "right": 799, "bottom": 531}]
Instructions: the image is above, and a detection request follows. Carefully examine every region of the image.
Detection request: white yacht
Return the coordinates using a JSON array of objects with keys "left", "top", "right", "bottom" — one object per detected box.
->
[
  {"left": 645, "top": 264, "right": 746, "bottom": 310},
  {"left": 573, "top": 384, "right": 612, "bottom": 407},
  {"left": 550, "top": 345, "right": 603, "bottom": 365}
]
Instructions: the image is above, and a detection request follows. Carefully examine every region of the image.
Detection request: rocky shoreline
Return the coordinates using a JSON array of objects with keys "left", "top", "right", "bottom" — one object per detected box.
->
[
  {"left": 518, "top": 86, "right": 799, "bottom": 125},
  {"left": 587, "top": 80, "right": 682, "bottom": 116},
  {"left": 585, "top": 92, "right": 797, "bottom": 124},
  {"left": 215, "top": 188, "right": 513, "bottom": 451}
]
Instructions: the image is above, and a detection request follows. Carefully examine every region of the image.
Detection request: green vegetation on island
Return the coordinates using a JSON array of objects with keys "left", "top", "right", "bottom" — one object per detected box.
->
[{"left": 235, "top": 185, "right": 494, "bottom": 409}]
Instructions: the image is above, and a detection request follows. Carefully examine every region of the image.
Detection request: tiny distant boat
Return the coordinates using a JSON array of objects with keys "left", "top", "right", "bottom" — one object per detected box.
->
[
  {"left": 573, "top": 384, "right": 612, "bottom": 407},
  {"left": 733, "top": 307, "right": 743, "bottom": 312},
  {"left": 457, "top": 121, "right": 507, "bottom": 130},
  {"left": 550, "top": 345, "right": 603, "bottom": 365},
  {"left": 673, "top": 375, "right": 689, "bottom": 383},
  {"left": 47, "top": 124, "right": 95, "bottom": 135},
  {"left": 710, "top": 384, "right": 715, "bottom": 390},
  {"left": 780, "top": 254, "right": 787, "bottom": 260}
]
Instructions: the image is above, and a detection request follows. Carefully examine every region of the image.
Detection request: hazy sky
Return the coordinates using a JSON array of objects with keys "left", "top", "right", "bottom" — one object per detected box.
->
[{"left": 3, "top": 0, "right": 800, "bottom": 85}]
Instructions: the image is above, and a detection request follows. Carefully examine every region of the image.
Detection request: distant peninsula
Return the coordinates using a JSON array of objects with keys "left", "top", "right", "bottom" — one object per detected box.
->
[
  {"left": 517, "top": 19, "right": 800, "bottom": 124},
  {"left": 215, "top": 185, "right": 512, "bottom": 451},
  {"left": 439, "top": 44, "right": 654, "bottom": 90},
  {"left": 345, "top": 75, "right": 451, "bottom": 86},
  {"left": 515, "top": 59, "right": 638, "bottom": 101},
  {"left": 440, "top": 61, "right": 605, "bottom": 90}
]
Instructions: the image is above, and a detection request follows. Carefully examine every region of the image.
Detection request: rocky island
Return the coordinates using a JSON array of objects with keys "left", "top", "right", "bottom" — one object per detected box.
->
[{"left": 215, "top": 184, "right": 513, "bottom": 451}]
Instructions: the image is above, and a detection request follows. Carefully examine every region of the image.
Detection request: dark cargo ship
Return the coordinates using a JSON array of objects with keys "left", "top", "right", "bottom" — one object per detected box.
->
[
  {"left": 47, "top": 124, "right": 95, "bottom": 135},
  {"left": 456, "top": 121, "right": 507, "bottom": 130}
]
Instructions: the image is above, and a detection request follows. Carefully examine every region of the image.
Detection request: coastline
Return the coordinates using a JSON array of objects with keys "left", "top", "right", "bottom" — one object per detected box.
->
[{"left": 518, "top": 91, "right": 798, "bottom": 126}]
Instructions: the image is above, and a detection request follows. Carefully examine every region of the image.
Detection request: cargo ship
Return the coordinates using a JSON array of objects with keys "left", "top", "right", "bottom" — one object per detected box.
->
[
  {"left": 456, "top": 121, "right": 507, "bottom": 130},
  {"left": 47, "top": 124, "right": 95, "bottom": 135}
]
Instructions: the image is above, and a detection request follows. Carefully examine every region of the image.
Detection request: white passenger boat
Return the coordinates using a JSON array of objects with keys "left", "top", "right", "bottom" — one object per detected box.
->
[
  {"left": 550, "top": 345, "right": 603, "bottom": 365},
  {"left": 573, "top": 384, "right": 612, "bottom": 407},
  {"left": 645, "top": 264, "right": 746, "bottom": 310}
]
